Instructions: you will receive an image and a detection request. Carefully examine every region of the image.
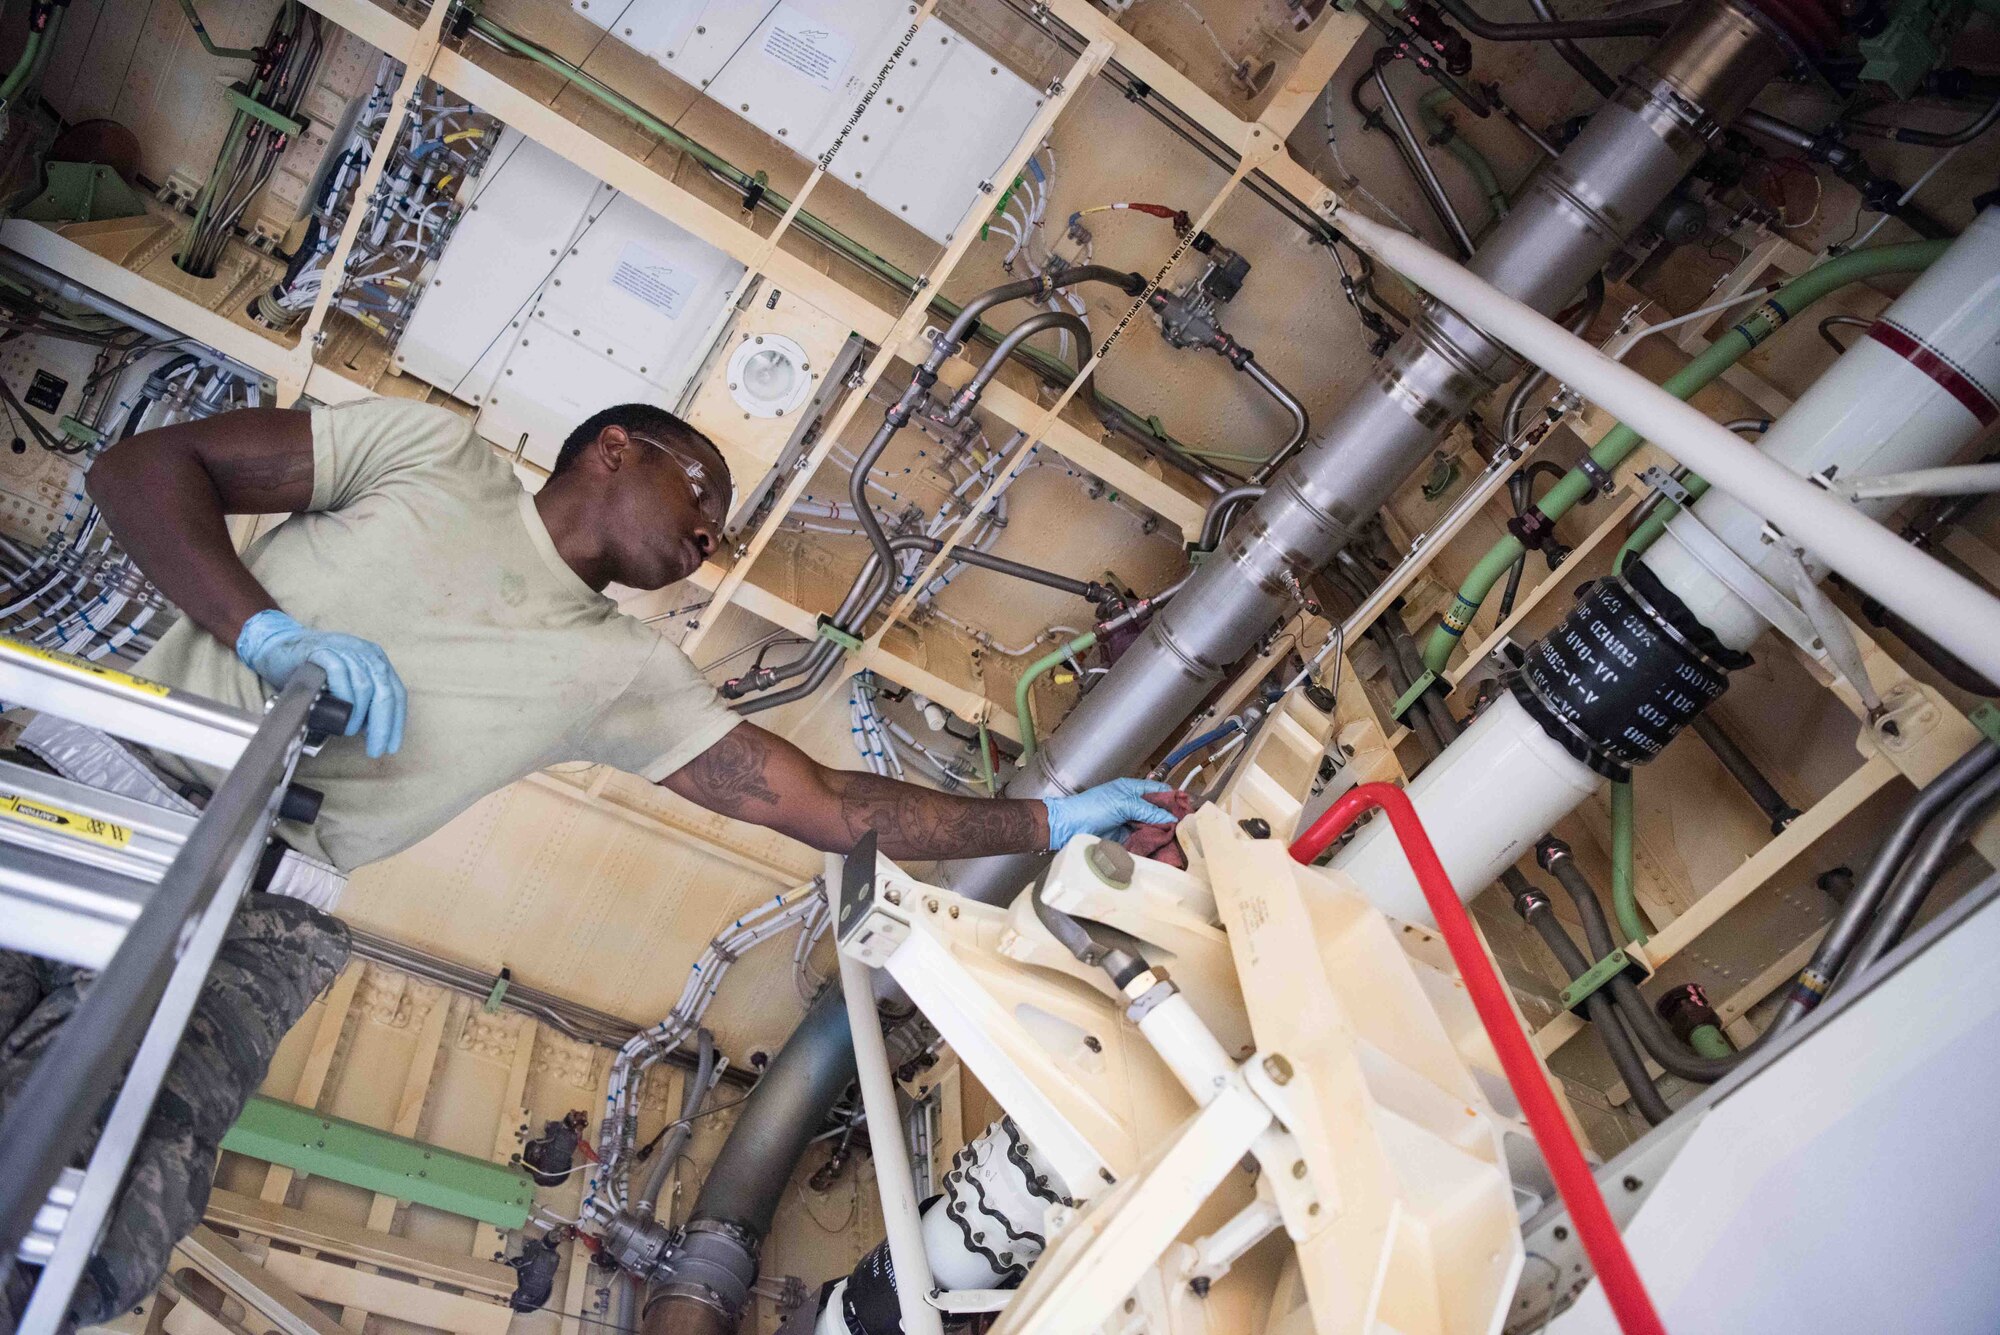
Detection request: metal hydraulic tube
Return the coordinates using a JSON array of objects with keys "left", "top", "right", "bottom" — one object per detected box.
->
[
  {"left": 943, "top": 0, "right": 1790, "bottom": 904},
  {"left": 1338, "top": 204, "right": 2000, "bottom": 923}
]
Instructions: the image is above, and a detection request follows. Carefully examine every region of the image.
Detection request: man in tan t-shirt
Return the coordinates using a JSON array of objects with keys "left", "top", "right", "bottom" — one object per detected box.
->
[
  {"left": 0, "top": 397, "right": 1169, "bottom": 1326},
  {"left": 91, "top": 396, "right": 1171, "bottom": 872}
]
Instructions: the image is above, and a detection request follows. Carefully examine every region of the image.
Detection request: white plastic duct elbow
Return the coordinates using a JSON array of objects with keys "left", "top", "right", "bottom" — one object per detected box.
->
[{"left": 1333, "top": 208, "right": 2000, "bottom": 686}]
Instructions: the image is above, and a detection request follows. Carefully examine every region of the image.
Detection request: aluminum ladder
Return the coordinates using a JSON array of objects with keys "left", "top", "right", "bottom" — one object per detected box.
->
[{"left": 0, "top": 635, "right": 342, "bottom": 1333}]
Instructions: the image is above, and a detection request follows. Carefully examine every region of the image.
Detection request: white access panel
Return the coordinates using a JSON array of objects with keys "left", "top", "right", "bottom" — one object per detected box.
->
[
  {"left": 395, "top": 129, "right": 605, "bottom": 398},
  {"left": 569, "top": 0, "right": 1046, "bottom": 243},
  {"left": 395, "top": 132, "right": 744, "bottom": 469}
]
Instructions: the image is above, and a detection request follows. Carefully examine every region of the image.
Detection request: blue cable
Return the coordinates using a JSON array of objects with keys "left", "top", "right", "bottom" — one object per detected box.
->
[{"left": 1159, "top": 718, "right": 1241, "bottom": 774}]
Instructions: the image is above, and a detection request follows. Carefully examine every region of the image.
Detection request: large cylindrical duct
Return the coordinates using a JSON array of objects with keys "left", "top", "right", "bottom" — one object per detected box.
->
[
  {"left": 641, "top": 989, "right": 855, "bottom": 1335},
  {"left": 1338, "top": 203, "right": 2000, "bottom": 922},
  {"left": 945, "top": 0, "right": 1797, "bottom": 904}
]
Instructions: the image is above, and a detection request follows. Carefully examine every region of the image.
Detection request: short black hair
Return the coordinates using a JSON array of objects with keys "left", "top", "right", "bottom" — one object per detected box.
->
[{"left": 554, "top": 403, "right": 730, "bottom": 494}]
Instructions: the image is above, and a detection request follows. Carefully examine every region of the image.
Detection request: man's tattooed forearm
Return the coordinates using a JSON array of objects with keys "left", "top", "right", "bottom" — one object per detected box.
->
[
  {"left": 831, "top": 773, "right": 1043, "bottom": 859},
  {"left": 681, "top": 728, "right": 781, "bottom": 810}
]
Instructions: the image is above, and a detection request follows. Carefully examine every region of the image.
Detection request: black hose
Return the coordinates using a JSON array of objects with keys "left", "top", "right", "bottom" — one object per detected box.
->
[
  {"left": 1538, "top": 842, "right": 1617, "bottom": 958},
  {"left": 1368, "top": 616, "right": 1445, "bottom": 757},
  {"left": 1505, "top": 870, "right": 1673, "bottom": 1125},
  {"left": 1538, "top": 847, "right": 1748, "bottom": 1083},
  {"left": 1432, "top": 0, "right": 1682, "bottom": 41},
  {"left": 1803, "top": 741, "right": 1999, "bottom": 996},
  {"left": 1689, "top": 713, "right": 1801, "bottom": 833},
  {"left": 1849, "top": 91, "right": 2000, "bottom": 147},
  {"left": 1841, "top": 762, "right": 2000, "bottom": 979},
  {"left": 1525, "top": 0, "right": 1620, "bottom": 96},
  {"left": 1858, "top": 596, "right": 2000, "bottom": 696}
]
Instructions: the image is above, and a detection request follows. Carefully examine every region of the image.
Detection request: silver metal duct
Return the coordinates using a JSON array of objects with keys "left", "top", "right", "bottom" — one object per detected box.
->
[{"left": 944, "top": 0, "right": 1792, "bottom": 902}]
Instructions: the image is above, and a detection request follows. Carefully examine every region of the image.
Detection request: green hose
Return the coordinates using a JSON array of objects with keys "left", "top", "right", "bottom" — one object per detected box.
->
[
  {"left": 975, "top": 719, "right": 996, "bottom": 793},
  {"left": 0, "top": 27, "right": 44, "bottom": 103},
  {"left": 1418, "top": 87, "right": 1508, "bottom": 226},
  {"left": 1610, "top": 778, "right": 1646, "bottom": 945},
  {"left": 1687, "top": 1023, "right": 1734, "bottom": 1059},
  {"left": 1419, "top": 238, "right": 1952, "bottom": 676},
  {"left": 1016, "top": 632, "right": 1097, "bottom": 760}
]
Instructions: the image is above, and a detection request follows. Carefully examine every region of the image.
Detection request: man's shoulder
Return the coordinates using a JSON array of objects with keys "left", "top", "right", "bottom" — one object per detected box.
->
[
  {"left": 316, "top": 397, "right": 487, "bottom": 465},
  {"left": 311, "top": 397, "right": 510, "bottom": 505}
]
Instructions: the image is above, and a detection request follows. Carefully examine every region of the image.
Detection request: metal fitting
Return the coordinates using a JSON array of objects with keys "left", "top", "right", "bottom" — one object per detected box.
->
[
  {"left": 1084, "top": 839, "right": 1136, "bottom": 888},
  {"left": 1125, "top": 978, "right": 1178, "bottom": 1024},
  {"left": 600, "top": 1211, "right": 674, "bottom": 1279}
]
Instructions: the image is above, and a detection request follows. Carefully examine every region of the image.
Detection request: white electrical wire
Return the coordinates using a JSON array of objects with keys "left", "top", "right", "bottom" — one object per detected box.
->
[
  {"left": 1322, "top": 83, "right": 1418, "bottom": 234},
  {"left": 581, "top": 879, "right": 825, "bottom": 1222},
  {"left": 1849, "top": 141, "right": 1964, "bottom": 250}
]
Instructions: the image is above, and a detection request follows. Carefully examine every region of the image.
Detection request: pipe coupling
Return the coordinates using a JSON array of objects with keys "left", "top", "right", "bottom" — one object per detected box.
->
[
  {"left": 1634, "top": 0, "right": 1796, "bottom": 121},
  {"left": 642, "top": 1218, "right": 760, "bottom": 1328},
  {"left": 601, "top": 1211, "right": 675, "bottom": 1278}
]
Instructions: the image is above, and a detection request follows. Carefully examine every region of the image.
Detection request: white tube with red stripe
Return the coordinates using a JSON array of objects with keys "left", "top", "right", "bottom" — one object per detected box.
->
[
  {"left": 1644, "top": 204, "right": 2000, "bottom": 651},
  {"left": 1334, "top": 206, "right": 2000, "bottom": 925}
]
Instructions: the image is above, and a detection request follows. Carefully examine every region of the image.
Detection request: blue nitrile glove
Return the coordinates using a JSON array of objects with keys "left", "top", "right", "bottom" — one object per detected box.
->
[
  {"left": 236, "top": 609, "right": 407, "bottom": 758},
  {"left": 1042, "top": 778, "right": 1176, "bottom": 852}
]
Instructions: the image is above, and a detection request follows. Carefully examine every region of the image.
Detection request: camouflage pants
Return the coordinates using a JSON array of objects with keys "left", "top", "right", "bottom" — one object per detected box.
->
[{"left": 0, "top": 895, "right": 350, "bottom": 1332}]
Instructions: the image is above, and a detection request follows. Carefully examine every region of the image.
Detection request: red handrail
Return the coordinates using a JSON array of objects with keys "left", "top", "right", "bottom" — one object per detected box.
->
[{"left": 1291, "top": 783, "right": 1667, "bottom": 1335}]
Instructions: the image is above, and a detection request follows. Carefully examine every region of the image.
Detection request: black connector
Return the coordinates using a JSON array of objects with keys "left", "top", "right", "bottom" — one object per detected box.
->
[
  {"left": 1655, "top": 982, "right": 1723, "bottom": 1046},
  {"left": 507, "top": 1234, "right": 563, "bottom": 1312},
  {"left": 521, "top": 1110, "right": 587, "bottom": 1186}
]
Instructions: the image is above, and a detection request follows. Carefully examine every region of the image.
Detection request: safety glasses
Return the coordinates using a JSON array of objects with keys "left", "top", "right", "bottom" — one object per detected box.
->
[{"left": 631, "top": 431, "right": 727, "bottom": 529}]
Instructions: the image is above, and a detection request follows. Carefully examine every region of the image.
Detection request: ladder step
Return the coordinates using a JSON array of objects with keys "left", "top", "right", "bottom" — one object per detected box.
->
[
  {"left": 0, "top": 760, "right": 192, "bottom": 880},
  {"left": 0, "top": 840, "right": 155, "bottom": 969},
  {"left": 0, "top": 637, "right": 261, "bottom": 770}
]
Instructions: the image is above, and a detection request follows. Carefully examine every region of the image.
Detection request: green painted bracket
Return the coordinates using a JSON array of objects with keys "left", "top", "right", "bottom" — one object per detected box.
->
[
  {"left": 816, "top": 617, "right": 862, "bottom": 652},
  {"left": 1560, "top": 947, "right": 1637, "bottom": 1012},
  {"left": 1970, "top": 701, "right": 2000, "bottom": 747},
  {"left": 17, "top": 162, "right": 147, "bottom": 224},
  {"left": 221, "top": 1095, "right": 535, "bottom": 1228},
  {"left": 980, "top": 174, "right": 1024, "bottom": 241},
  {"left": 57, "top": 416, "right": 105, "bottom": 449},
  {"left": 225, "top": 83, "right": 306, "bottom": 137},
  {"left": 483, "top": 966, "right": 511, "bottom": 1014},
  {"left": 1390, "top": 670, "right": 1437, "bottom": 722}
]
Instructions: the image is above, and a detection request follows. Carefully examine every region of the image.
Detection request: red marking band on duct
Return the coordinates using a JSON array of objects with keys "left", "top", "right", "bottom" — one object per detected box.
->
[
  {"left": 1868, "top": 320, "right": 2000, "bottom": 427},
  {"left": 1291, "top": 784, "right": 1668, "bottom": 1335}
]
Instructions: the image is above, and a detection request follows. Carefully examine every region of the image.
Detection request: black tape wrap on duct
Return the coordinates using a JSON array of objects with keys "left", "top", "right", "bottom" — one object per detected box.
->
[
  {"left": 1509, "top": 560, "right": 1752, "bottom": 779},
  {"left": 836, "top": 1237, "right": 904, "bottom": 1335}
]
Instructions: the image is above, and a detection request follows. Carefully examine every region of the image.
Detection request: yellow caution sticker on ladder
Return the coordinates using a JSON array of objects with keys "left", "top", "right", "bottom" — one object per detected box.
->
[
  {"left": 0, "top": 791, "right": 134, "bottom": 850},
  {"left": 0, "top": 636, "right": 171, "bottom": 697}
]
